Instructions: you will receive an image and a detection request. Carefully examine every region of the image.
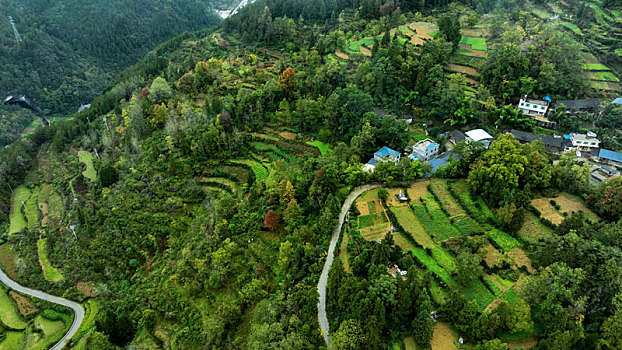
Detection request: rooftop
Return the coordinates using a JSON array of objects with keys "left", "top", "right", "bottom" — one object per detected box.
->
[
  {"left": 599, "top": 149, "right": 622, "bottom": 163},
  {"left": 508, "top": 129, "right": 562, "bottom": 148},
  {"left": 571, "top": 133, "right": 599, "bottom": 142},
  {"left": 414, "top": 139, "right": 439, "bottom": 152},
  {"left": 375, "top": 146, "right": 400, "bottom": 158},
  {"left": 465, "top": 129, "right": 493, "bottom": 142},
  {"left": 613, "top": 98, "right": 622, "bottom": 105},
  {"left": 553, "top": 98, "right": 600, "bottom": 110},
  {"left": 521, "top": 95, "right": 549, "bottom": 106},
  {"left": 450, "top": 130, "right": 466, "bottom": 143}
]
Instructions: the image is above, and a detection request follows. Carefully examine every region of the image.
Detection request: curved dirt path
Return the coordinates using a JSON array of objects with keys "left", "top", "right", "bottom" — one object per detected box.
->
[
  {"left": 317, "top": 184, "right": 380, "bottom": 346},
  {"left": 0, "top": 267, "right": 85, "bottom": 350}
]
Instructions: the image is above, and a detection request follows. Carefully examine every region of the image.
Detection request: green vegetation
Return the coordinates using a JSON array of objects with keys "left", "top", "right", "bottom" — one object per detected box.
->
[
  {"left": 37, "top": 239, "right": 65, "bottom": 282},
  {"left": 8, "top": 186, "right": 30, "bottom": 234},
  {"left": 0, "top": 287, "right": 27, "bottom": 330},
  {"left": 390, "top": 206, "right": 433, "bottom": 247},
  {"left": 486, "top": 229, "right": 522, "bottom": 252},
  {"left": 358, "top": 213, "right": 387, "bottom": 229},
  {"left": 429, "top": 246, "right": 457, "bottom": 273},
  {"left": 307, "top": 140, "right": 332, "bottom": 155},
  {"left": 78, "top": 151, "right": 97, "bottom": 182},
  {"left": 560, "top": 21, "right": 583, "bottom": 34},
  {"left": 461, "top": 279, "right": 495, "bottom": 311},
  {"left": 460, "top": 36, "right": 487, "bottom": 51},
  {"left": 0, "top": 331, "right": 23, "bottom": 349},
  {"left": 582, "top": 63, "right": 611, "bottom": 71},
  {"left": 412, "top": 248, "right": 455, "bottom": 287},
  {"left": 24, "top": 187, "right": 39, "bottom": 231}
]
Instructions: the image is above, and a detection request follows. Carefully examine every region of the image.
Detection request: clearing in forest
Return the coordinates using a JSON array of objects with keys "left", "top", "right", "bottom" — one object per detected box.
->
[
  {"left": 37, "top": 239, "right": 65, "bottom": 282},
  {"left": 430, "top": 322, "right": 459, "bottom": 350},
  {"left": 9, "top": 291, "right": 37, "bottom": 316},
  {"left": 406, "top": 22, "right": 437, "bottom": 45},
  {"left": 446, "top": 64, "right": 479, "bottom": 77},
  {"left": 78, "top": 151, "right": 97, "bottom": 182},
  {"left": 517, "top": 212, "right": 552, "bottom": 243},
  {"left": 532, "top": 192, "right": 598, "bottom": 225},
  {"left": 0, "top": 244, "right": 18, "bottom": 279},
  {"left": 25, "top": 186, "right": 40, "bottom": 231},
  {"left": 9, "top": 186, "right": 30, "bottom": 234}
]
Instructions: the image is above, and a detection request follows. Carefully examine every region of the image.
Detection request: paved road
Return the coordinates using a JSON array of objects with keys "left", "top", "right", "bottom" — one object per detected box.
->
[
  {"left": 317, "top": 184, "right": 380, "bottom": 347},
  {"left": 0, "top": 267, "right": 85, "bottom": 350}
]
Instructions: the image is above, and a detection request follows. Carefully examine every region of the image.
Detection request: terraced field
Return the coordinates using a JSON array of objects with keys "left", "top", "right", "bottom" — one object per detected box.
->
[
  {"left": 0, "top": 287, "right": 27, "bottom": 330},
  {"left": 78, "top": 151, "right": 97, "bottom": 182},
  {"left": 37, "top": 239, "right": 64, "bottom": 282},
  {"left": 8, "top": 186, "right": 30, "bottom": 234}
]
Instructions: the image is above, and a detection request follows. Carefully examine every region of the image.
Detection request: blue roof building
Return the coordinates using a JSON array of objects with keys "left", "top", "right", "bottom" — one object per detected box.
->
[
  {"left": 598, "top": 149, "right": 622, "bottom": 166},
  {"left": 612, "top": 98, "right": 622, "bottom": 105},
  {"left": 374, "top": 146, "right": 401, "bottom": 159},
  {"left": 364, "top": 146, "right": 401, "bottom": 172},
  {"left": 411, "top": 139, "right": 440, "bottom": 162}
]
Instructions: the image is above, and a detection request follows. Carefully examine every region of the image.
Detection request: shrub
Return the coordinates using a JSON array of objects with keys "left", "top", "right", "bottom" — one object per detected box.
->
[{"left": 549, "top": 199, "right": 557, "bottom": 206}]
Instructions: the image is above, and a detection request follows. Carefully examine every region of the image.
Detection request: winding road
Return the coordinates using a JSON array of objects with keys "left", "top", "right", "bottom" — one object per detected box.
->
[
  {"left": 317, "top": 184, "right": 380, "bottom": 347},
  {"left": 0, "top": 267, "right": 85, "bottom": 350}
]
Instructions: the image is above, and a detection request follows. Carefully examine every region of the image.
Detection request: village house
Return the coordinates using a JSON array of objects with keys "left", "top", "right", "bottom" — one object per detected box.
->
[
  {"left": 363, "top": 146, "right": 401, "bottom": 172},
  {"left": 508, "top": 129, "right": 567, "bottom": 154},
  {"left": 518, "top": 95, "right": 556, "bottom": 128},
  {"left": 596, "top": 149, "right": 622, "bottom": 168},
  {"left": 591, "top": 165, "right": 620, "bottom": 183},
  {"left": 449, "top": 130, "right": 466, "bottom": 145},
  {"left": 465, "top": 129, "right": 494, "bottom": 149},
  {"left": 410, "top": 139, "right": 440, "bottom": 162},
  {"left": 552, "top": 98, "right": 600, "bottom": 115},
  {"left": 567, "top": 132, "right": 600, "bottom": 152}
]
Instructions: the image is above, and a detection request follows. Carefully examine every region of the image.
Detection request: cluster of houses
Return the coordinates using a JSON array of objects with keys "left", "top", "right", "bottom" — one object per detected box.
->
[{"left": 362, "top": 97, "right": 621, "bottom": 183}]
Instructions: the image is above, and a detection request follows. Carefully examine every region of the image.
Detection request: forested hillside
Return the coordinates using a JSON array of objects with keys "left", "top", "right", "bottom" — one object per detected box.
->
[
  {"left": 0, "top": 0, "right": 621, "bottom": 349},
  {"left": 0, "top": 0, "right": 234, "bottom": 116}
]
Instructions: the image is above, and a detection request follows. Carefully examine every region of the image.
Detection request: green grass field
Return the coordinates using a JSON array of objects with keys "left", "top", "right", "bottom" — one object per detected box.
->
[
  {"left": 593, "top": 71, "right": 620, "bottom": 82},
  {"left": 616, "top": 48, "right": 622, "bottom": 57},
  {"left": 234, "top": 160, "right": 269, "bottom": 181},
  {"left": 390, "top": 206, "right": 434, "bottom": 247},
  {"left": 29, "top": 313, "right": 68, "bottom": 350},
  {"left": 486, "top": 229, "right": 522, "bottom": 251},
  {"left": 416, "top": 195, "right": 462, "bottom": 242},
  {"left": 460, "top": 36, "right": 487, "bottom": 51},
  {"left": 412, "top": 248, "right": 455, "bottom": 287},
  {"left": 78, "top": 151, "right": 97, "bottom": 182},
  {"left": 358, "top": 212, "right": 388, "bottom": 229},
  {"left": 25, "top": 187, "right": 40, "bottom": 231},
  {"left": 9, "top": 186, "right": 31, "bottom": 234},
  {"left": 517, "top": 212, "right": 552, "bottom": 243},
  {"left": 430, "top": 246, "right": 457, "bottom": 273},
  {"left": 0, "top": 287, "right": 27, "bottom": 330},
  {"left": 37, "top": 239, "right": 64, "bottom": 282},
  {"left": 501, "top": 288, "right": 521, "bottom": 304},
  {"left": 461, "top": 278, "right": 495, "bottom": 311},
  {"left": 0, "top": 331, "right": 24, "bottom": 349},
  {"left": 74, "top": 300, "right": 98, "bottom": 342},
  {"left": 560, "top": 21, "right": 583, "bottom": 35},
  {"left": 583, "top": 63, "right": 611, "bottom": 71},
  {"left": 307, "top": 140, "right": 332, "bottom": 155}
]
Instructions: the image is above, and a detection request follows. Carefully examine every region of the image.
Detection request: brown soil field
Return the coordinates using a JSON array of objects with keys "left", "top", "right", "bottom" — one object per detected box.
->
[
  {"left": 407, "top": 181, "right": 430, "bottom": 201},
  {"left": 533, "top": 192, "right": 598, "bottom": 225},
  {"left": 508, "top": 248, "right": 534, "bottom": 273},
  {"left": 39, "top": 202, "right": 49, "bottom": 227},
  {"left": 581, "top": 52, "right": 599, "bottom": 63},
  {"left": 10, "top": 291, "right": 37, "bottom": 316},
  {"left": 360, "top": 223, "right": 391, "bottom": 239},
  {"left": 0, "top": 244, "right": 18, "bottom": 279},
  {"left": 446, "top": 64, "right": 479, "bottom": 77},
  {"left": 606, "top": 82, "right": 621, "bottom": 91},
  {"left": 335, "top": 49, "right": 349, "bottom": 60},
  {"left": 461, "top": 27, "right": 488, "bottom": 37},
  {"left": 509, "top": 338, "right": 538, "bottom": 349},
  {"left": 465, "top": 77, "right": 479, "bottom": 86},
  {"left": 339, "top": 232, "right": 351, "bottom": 272},
  {"left": 531, "top": 198, "right": 565, "bottom": 225},
  {"left": 482, "top": 243, "right": 501, "bottom": 268},
  {"left": 406, "top": 23, "right": 435, "bottom": 45},
  {"left": 77, "top": 281, "right": 98, "bottom": 297},
  {"left": 430, "top": 322, "right": 458, "bottom": 350},
  {"left": 360, "top": 46, "right": 372, "bottom": 57},
  {"left": 278, "top": 131, "right": 297, "bottom": 140}
]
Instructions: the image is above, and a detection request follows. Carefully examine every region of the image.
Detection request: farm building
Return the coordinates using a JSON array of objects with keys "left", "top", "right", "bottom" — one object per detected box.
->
[
  {"left": 450, "top": 130, "right": 466, "bottom": 145},
  {"left": 507, "top": 129, "right": 566, "bottom": 154},
  {"left": 612, "top": 97, "right": 622, "bottom": 105},
  {"left": 591, "top": 165, "right": 620, "bottom": 183},
  {"left": 425, "top": 151, "right": 461, "bottom": 174},
  {"left": 410, "top": 139, "right": 439, "bottom": 161},
  {"left": 465, "top": 129, "right": 494, "bottom": 149},
  {"left": 596, "top": 149, "right": 622, "bottom": 168},
  {"left": 552, "top": 98, "right": 601, "bottom": 114}
]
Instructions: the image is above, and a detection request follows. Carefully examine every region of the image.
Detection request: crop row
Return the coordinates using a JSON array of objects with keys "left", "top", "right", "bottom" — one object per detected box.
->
[
  {"left": 411, "top": 248, "right": 455, "bottom": 287},
  {"left": 486, "top": 229, "right": 523, "bottom": 251}
]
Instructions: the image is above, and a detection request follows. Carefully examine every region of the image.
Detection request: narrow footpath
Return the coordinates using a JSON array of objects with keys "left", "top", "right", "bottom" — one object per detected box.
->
[
  {"left": 0, "top": 267, "right": 84, "bottom": 350},
  {"left": 317, "top": 184, "right": 380, "bottom": 347}
]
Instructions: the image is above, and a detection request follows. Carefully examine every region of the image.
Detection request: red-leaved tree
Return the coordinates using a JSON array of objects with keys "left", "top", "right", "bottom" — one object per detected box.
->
[{"left": 264, "top": 210, "right": 280, "bottom": 231}]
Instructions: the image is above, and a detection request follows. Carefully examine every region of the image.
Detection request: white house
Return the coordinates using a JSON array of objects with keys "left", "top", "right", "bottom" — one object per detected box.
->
[
  {"left": 363, "top": 146, "right": 401, "bottom": 172},
  {"left": 518, "top": 95, "right": 550, "bottom": 117},
  {"left": 569, "top": 132, "right": 600, "bottom": 151},
  {"left": 410, "top": 139, "right": 439, "bottom": 162},
  {"left": 465, "top": 129, "right": 494, "bottom": 149}
]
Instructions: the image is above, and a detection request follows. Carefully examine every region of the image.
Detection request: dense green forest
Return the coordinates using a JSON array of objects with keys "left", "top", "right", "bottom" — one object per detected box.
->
[
  {"left": 0, "top": 0, "right": 235, "bottom": 117},
  {"left": 0, "top": 0, "right": 621, "bottom": 349}
]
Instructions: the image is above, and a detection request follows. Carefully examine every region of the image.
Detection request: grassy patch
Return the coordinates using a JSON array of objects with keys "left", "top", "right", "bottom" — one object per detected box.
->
[
  {"left": 0, "top": 287, "right": 27, "bottom": 330},
  {"left": 461, "top": 278, "right": 495, "bottom": 311},
  {"left": 9, "top": 186, "right": 30, "bottom": 234},
  {"left": 0, "top": 331, "right": 24, "bottom": 349},
  {"left": 390, "top": 206, "right": 434, "bottom": 247},
  {"left": 430, "top": 246, "right": 457, "bottom": 273},
  {"left": 560, "top": 21, "right": 583, "bottom": 34},
  {"left": 483, "top": 277, "right": 502, "bottom": 296},
  {"left": 358, "top": 213, "right": 388, "bottom": 229},
  {"left": 233, "top": 160, "right": 269, "bottom": 181},
  {"left": 414, "top": 195, "right": 462, "bottom": 242},
  {"left": 37, "top": 239, "right": 65, "bottom": 282},
  {"left": 486, "top": 229, "right": 522, "bottom": 252},
  {"left": 78, "top": 151, "right": 97, "bottom": 182},
  {"left": 412, "top": 248, "right": 455, "bottom": 287},
  {"left": 494, "top": 274, "right": 515, "bottom": 289},
  {"left": 501, "top": 288, "right": 521, "bottom": 304},
  {"left": 460, "top": 36, "right": 487, "bottom": 51},
  {"left": 429, "top": 179, "right": 465, "bottom": 217},
  {"left": 25, "top": 187, "right": 40, "bottom": 231},
  {"left": 517, "top": 212, "right": 552, "bottom": 243},
  {"left": 307, "top": 140, "right": 332, "bottom": 155},
  {"left": 73, "top": 300, "right": 99, "bottom": 343},
  {"left": 616, "top": 48, "right": 622, "bottom": 57},
  {"left": 582, "top": 63, "right": 611, "bottom": 71},
  {"left": 591, "top": 71, "right": 620, "bottom": 82}
]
